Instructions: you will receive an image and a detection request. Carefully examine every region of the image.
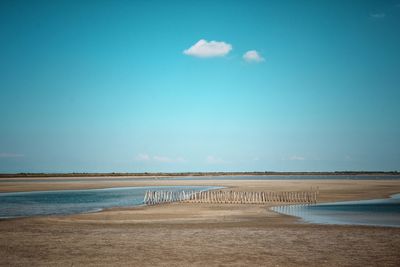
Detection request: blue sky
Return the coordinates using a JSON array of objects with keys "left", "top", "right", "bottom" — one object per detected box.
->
[{"left": 0, "top": 0, "right": 399, "bottom": 173}]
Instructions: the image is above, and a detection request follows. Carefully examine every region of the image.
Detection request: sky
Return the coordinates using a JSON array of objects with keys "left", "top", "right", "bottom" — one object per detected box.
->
[{"left": 0, "top": 0, "right": 400, "bottom": 173}]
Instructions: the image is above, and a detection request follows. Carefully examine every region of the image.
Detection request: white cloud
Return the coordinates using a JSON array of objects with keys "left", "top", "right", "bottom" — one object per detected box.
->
[
  {"left": 183, "top": 39, "right": 232, "bottom": 58},
  {"left": 135, "top": 153, "right": 150, "bottom": 161},
  {"left": 370, "top": 13, "right": 386, "bottom": 19},
  {"left": 135, "top": 154, "right": 185, "bottom": 163},
  {"left": 344, "top": 155, "right": 354, "bottom": 161},
  {"left": 152, "top": 155, "right": 171, "bottom": 163},
  {"left": 288, "top": 156, "right": 305, "bottom": 161},
  {"left": 243, "top": 50, "right": 264, "bottom": 63},
  {"left": 205, "top": 155, "right": 226, "bottom": 164},
  {"left": 153, "top": 155, "right": 185, "bottom": 163},
  {"left": 0, "top": 153, "right": 24, "bottom": 158}
]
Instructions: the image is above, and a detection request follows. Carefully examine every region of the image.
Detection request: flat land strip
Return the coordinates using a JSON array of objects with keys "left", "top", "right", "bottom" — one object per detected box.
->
[{"left": 1, "top": 178, "right": 400, "bottom": 266}]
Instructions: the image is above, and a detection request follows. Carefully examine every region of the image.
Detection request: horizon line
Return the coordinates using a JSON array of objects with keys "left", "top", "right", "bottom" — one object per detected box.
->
[{"left": 1, "top": 171, "right": 399, "bottom": 177}]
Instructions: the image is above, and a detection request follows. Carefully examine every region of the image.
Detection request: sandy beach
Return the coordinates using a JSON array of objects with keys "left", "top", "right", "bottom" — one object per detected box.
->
[{"left": 1, "top": 178, "right": 400, "bottom": 266}]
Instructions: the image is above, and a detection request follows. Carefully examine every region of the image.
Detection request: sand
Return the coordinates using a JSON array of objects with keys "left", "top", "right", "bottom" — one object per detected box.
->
[{"left": 1, "top": 178, "right": 400, "bottom": 266}]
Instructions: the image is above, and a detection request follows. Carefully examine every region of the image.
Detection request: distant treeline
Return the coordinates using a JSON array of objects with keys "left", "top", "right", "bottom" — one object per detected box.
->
[{"left": 0, "top": 171, "right": 398, "bottom": 178}]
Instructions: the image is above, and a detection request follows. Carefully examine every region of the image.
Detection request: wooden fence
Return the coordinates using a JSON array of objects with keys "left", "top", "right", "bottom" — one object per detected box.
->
[{"left": 144, "top": 189, "right": 318, "bottom": 205}]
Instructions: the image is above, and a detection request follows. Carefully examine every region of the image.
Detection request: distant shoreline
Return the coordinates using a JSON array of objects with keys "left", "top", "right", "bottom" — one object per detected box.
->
[{"left": 0, "top": 171, "right": 398, "bottom": 178}]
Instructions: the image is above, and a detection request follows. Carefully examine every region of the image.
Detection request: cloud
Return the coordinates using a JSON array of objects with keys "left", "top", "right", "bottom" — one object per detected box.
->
[
  {"left": 135, "top": 153, "right": 150, "bottom": 161},
  {"left": 153, "top": 155, "right": 185, "bottom": 163},
  {"left": 152, "top": 155, "right": 171, "bottom": 162},
  {"left": 344, "top": 155, "right": 354, "bottom": 161},
  {"left": 288, "top": 156, "right": 305, "bottom": 161},
  {"left": 183, "top": 39, "right": 232, "bottom": 58},
  {"left": 370, "top": 13, "right": 386, "bottom": 19},
  {"left": 0, "top": 153, "right": 24, "bottom": 158},
  {"left": 205, "top": 155, "right": 226, "bottom": 164},
  {"left": 135, "top": 154, "right": 185, "bottom": 163},
  {"left": 243, "top": 50, "right": 264, "bottom": 63}
]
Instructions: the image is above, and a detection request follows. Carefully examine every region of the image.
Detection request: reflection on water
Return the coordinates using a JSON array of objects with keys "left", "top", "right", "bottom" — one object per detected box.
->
[
  {"left": 0, "top": 186, "right": 221, "bottom": 219},
  {"left": 272, "top": 194, "right": 400, "bottom": 227}
]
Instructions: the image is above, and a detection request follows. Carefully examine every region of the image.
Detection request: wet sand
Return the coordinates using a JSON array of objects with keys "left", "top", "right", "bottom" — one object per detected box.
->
[{"left": 1, "top": 179, "right": 400, "bottom": 266}]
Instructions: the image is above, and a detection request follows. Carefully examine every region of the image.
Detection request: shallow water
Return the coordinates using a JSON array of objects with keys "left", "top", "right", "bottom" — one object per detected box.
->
[
  {"left": 272, "top": 193, "right": 400, "bottom": 227},
  {"left": 0, "top": 186, "right": 220, "bottom": 219}
]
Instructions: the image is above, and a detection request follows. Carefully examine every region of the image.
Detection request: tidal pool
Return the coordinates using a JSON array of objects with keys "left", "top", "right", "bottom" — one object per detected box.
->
[
  {"left": 0, "top": 186, "right": 220, "bottom": 219},
  {"left": 272, "top": 193, "right": 400, "bottom": 227}
]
